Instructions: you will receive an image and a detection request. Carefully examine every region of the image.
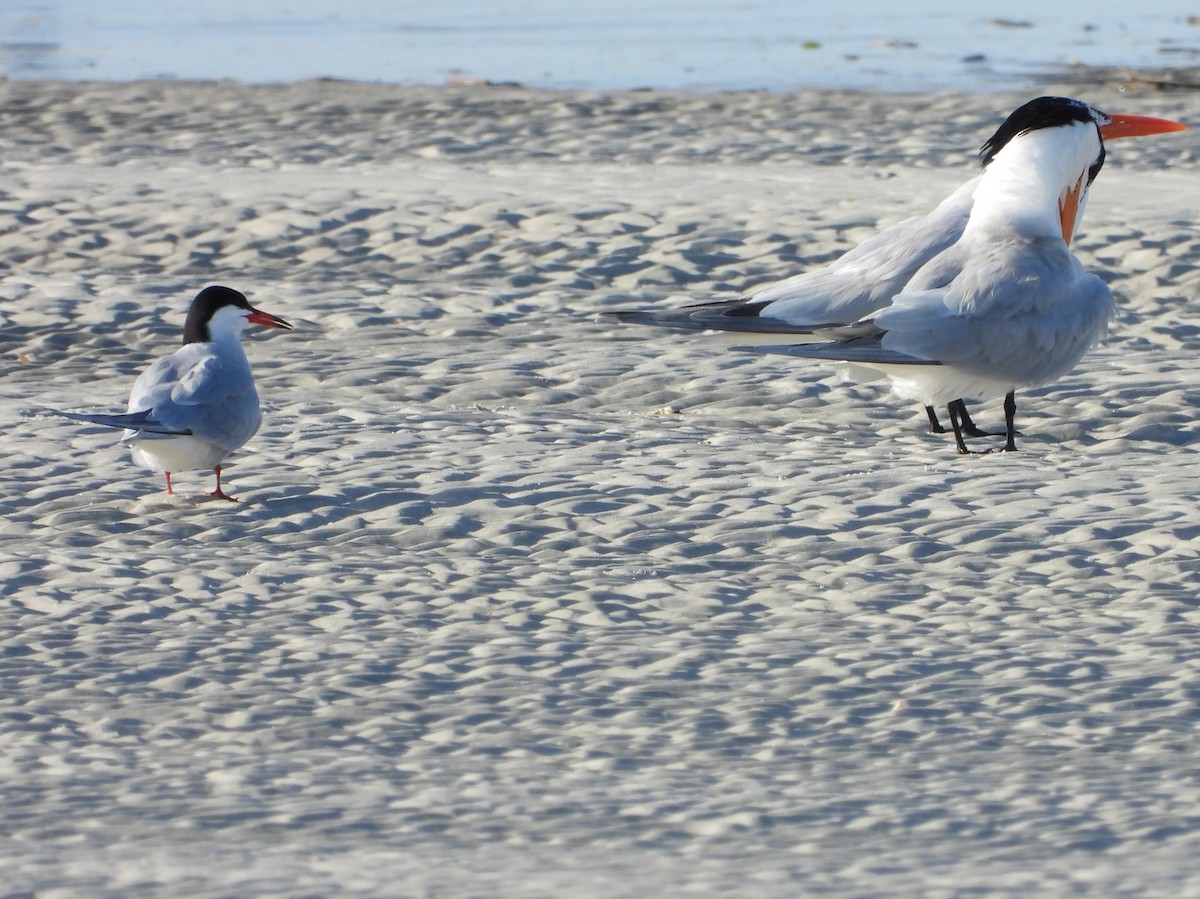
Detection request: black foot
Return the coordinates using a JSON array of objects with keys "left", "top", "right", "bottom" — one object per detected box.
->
[
  {"left": 931, "top": 401, "right": 997, "bottom": 437},
  {"left": 950, "top": 393, "right": 1019, "bottom": 454},
  {"left": 961, "top": 424, "right": 1002, "bottom": 438},
  {"left": 925, "top": 405, "right": 948, "bottom": 435},
  {"left": 956, "top": 403, "right": 1001, "bottom": 438}
]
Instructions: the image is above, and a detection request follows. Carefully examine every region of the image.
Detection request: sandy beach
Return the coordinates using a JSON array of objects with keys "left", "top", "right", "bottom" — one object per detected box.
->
[{"left": 4, "top": 79, "right": 1200, "bottom": 896}]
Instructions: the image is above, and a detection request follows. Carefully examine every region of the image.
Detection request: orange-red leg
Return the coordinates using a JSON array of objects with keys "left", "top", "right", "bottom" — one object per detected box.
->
[{"left": 207, "top": 464, "right": 238, "bottom": 502}]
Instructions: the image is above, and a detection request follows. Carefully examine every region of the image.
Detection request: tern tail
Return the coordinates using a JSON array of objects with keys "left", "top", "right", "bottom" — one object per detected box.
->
[
  {"left": 58, "top": 409, "right": 193, "bottom": 435},
  {"left": 732, "top": 331, "right": 941, "bottom": 367},
  {"left": 599, "top": 301, "right": 843, "bottom": 336}
]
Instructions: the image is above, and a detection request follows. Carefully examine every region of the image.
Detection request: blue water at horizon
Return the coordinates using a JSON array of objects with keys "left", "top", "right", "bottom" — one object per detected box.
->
[{"left": 1, "top": 1, "right": 1198, "bottom": 92}]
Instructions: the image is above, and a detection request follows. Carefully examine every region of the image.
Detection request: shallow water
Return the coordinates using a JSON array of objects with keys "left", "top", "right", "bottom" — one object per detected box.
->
[{"left": 1, "top": 0, "right": 1199, "bottom": 91}]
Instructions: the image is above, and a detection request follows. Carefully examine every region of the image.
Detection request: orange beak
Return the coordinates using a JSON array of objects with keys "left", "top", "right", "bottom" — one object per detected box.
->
[
  {"left": 1060, "top": 114, "right": 1187, "bottom": 243},
  {"left": 1059, "top": 176, "right": 1084, "bottom": 245},
  {"left": 1099, "top": 114, "right": 1188, "bottom": 140},
  {"left": 246, "top": 308, "right": 294, "bottom": 330}
]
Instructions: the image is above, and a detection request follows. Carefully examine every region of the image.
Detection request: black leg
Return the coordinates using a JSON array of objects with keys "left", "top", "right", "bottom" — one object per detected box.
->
[
  {"left": 925, "top": 405, "right": 947, "bottom": 434},
  {"left": 930, "top": 401, "right": 997, "bottom": 439},
  {"left": 1001, "top": 391, "right": 1017, "bottom": 452},
  {"left": 947, "top": 400, "right": 971, "bottom": 454},
  {"left": 957, "top": 402, "right": 1000, "bottom": 438}
]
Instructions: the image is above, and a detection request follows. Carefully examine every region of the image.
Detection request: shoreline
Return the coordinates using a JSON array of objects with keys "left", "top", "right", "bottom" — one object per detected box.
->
[
  {"left": 6, "top": 59, "right": 1200, "bottom": 90},
  {"left": 4, "top": 0, "right": 1199, "bottom": 93}
]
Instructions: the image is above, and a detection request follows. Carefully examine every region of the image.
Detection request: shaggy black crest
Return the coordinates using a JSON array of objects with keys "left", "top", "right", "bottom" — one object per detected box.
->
[
  {"left": 182, "top": 286, "right": 253, "bottom": 345},
  {"left": 979, "top": 97, "right": 1102, "bottom": 169}
]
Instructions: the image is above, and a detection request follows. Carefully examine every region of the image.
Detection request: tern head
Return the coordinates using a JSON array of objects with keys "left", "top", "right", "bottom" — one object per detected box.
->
[
  {"left": 975, "top": 97, "right": 1186, "bottom": 244},
  {"left": 182, "top": 285, "right": 294, "bottom": 345},
  {"left": 980, "top": 96, "right": 1187, "bottom": 176}
]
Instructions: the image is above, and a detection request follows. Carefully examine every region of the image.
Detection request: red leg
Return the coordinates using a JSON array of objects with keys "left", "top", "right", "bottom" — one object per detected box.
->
[
  {"left": 207, "top": 464, "right": 238, "bottom": 502},
  {"left": 164, "top": 472, "right": 175, "bottom": 495}
]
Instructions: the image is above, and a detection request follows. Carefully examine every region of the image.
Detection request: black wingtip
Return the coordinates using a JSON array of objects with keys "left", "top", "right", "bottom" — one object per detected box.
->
[
  {"left": 598, "top": 310, "right": 665, "bottom": 325},
  {"left": 57, "top": 408, "right": 193, "bottom": 435}
]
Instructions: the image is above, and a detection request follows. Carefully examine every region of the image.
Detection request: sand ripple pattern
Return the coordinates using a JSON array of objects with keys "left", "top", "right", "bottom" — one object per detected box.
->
[{"left": 3, "top": 80, "right": 1200, "bottom": 896}]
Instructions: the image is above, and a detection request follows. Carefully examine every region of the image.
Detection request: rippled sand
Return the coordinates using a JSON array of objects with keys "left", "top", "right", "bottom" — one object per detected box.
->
[{"left": 4, "top": 80, "right": 1200, "bottom": 896}]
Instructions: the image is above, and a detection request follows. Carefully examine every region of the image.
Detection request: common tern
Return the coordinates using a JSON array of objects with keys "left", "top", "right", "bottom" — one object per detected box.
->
[
  {"left": 601, "top": 97, "right": 1186, "bottom": 448},
  {"left": 60, "top": 285, "right": 293, "bottom": 498}
]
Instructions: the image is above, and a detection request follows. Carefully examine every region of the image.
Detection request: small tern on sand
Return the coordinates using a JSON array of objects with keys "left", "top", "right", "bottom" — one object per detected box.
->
[
  {"left": 60, "top": 285, "right": 292, "bottom": 499},
  {"left": 601, "top": 97, "right": 1186, "bottom": 451}
]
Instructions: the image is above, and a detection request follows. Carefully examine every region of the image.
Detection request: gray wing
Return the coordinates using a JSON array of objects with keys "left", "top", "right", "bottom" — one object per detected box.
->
[
  {"left": 600, "top": 175, "right": 978, "bottom": 334},
  {"left": 741, "top": 241, "right": 1116, "bottom": 387},
  {"left": 875, "top": 269, "right": 1115, "bottom": 386},
  {"left": 743, "top": 176, "right": 978, "bottom": 322},
  {"left": 128, "top": 349, "right": 262, "bottom": 451}
]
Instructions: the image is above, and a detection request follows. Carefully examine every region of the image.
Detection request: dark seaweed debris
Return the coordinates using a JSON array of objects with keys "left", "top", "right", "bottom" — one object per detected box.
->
[{"left": 1047, "top": 64, "right": 1200, "bottom": 91}]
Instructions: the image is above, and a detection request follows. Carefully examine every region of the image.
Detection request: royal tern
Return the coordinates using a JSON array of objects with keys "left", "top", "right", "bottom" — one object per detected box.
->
[
  {"left": 602, "top": 97, "right": 1186, "bottom": 445},
  {"left": 60, "top": 285, "right": 293, "bottom": 499},
  {"left": 739, "top": 98, "right": 1186, "bottom": 453}
]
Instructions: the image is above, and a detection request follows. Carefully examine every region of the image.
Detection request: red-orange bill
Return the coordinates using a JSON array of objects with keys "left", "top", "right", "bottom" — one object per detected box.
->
[
  {"left": 1100, "top": 114, "right": 1188, "bottom": 140},
  {"left": 247, "top": 309, "right": 293, "bottom": 330}
]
